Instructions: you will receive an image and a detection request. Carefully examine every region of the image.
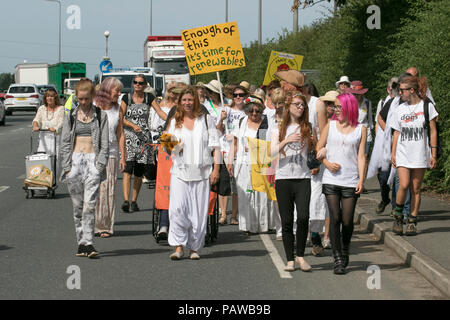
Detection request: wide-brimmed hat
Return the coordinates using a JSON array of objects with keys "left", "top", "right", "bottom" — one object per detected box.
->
[
  {"left": 239, "top": 81, "right": 250, "bottom": 90},
  {"left": 203, "top": 80, "right": 223, "bottom": 95},
  {"left": 274, "top": 69, "right": 304, "bottom": 87},
  {"left": 347, "top": 80, "right": 368, "bottom": 95},
  {"left": 335, "top": 76, "right": 351, "bottom": 88},
  {"left": 319, "top": 90, "right": 340, "bottom": 103}
]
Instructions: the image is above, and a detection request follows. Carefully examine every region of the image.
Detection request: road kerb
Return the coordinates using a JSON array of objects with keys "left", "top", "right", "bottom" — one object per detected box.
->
[{"left": 355, "top": 203, "right": 450, "bottom": 298}]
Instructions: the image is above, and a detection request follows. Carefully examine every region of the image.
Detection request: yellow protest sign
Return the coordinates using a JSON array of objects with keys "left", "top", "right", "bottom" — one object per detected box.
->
[
  {"left": 248, "top": 137, "right": 277, "bottom": 201},
  {"left": 181, "top": 22, "right": 246, "bottom": 75},
  {"left": 263, "top": 50, "right": 304, "bottom": 85}
]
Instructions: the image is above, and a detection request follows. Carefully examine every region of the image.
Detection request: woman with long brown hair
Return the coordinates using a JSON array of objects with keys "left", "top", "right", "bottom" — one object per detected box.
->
[
  {"left": 269, "top": 92, "right": 314, "bottom": 272},
  {"left": 391, "top": 75, "right": 438, "bottom": 236},
  {"left": 165, "top": 86, "right": 221, "bottom": 260}
]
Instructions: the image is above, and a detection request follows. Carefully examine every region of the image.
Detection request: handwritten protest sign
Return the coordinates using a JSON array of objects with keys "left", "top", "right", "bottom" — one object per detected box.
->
[
  {"left": 181, "top": 22, "right": 246, "bottom": 75},
  {"left": 263, "top": 50, "right": 304, "bottom": 86}
]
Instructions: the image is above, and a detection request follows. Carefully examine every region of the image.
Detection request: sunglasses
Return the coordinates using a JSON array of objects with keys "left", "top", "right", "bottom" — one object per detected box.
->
[
  {"left": 249, "top": 109, "right": 262, "bottom": 114},
  {"left": 399, "top": 87, "right": 412, "bottom": 93},
  {"left": 290, "top": 102, "right": 306, "bottom": 109},
  {"left": 332, "top": 105, "right": 342, "bottom": 110},
  {"left": 233, "top": 93, "right": 247, "bottom": 98},
  {"left": 133, "top": 81, "right": 146, "bottom": 85}
]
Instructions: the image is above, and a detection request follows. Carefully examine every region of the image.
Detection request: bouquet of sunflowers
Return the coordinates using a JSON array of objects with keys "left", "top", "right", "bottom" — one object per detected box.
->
[{"left": 159, "top": 133, "right": 179, "bottom": 153}]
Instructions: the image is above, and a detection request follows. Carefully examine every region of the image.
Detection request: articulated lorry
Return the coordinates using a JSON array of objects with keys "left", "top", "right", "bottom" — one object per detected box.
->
[
  {"left": 144, "top": 36, "right": 190, "bottom": 85},
  {"left": 15, "top": 62, "right": 86, "bottom": 100}
]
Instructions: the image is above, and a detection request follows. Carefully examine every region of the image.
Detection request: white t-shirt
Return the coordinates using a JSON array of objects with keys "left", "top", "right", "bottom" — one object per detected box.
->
[
  {"left": 219, "top": 106, "right": 246, "bottom": 159},
  {"left": 102, "top": 107, "right": 120, "bottom": 158},
  {"left": 391, "top": 100, "right": 438, "bottom": 168},
  {"left": 358, "top": 98, "right": 373, "bottom": 142},
  {"left": 322, "top": 121, "right": 362, "bottom": 188},
  {"left": 271, "top": 125, "right": 311, "bottom": 180}
]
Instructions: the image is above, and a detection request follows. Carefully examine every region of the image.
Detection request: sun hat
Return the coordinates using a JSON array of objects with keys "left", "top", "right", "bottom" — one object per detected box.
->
[
  {"left": 273, "top": 69, "right": 304, "bottom": 87},
  {"left": 319, "top": 90, "right": 340, "bottom": 102},
  {"left": 335, "top": 76, "right": 351, "bottom": 88},
  {"left": 203, "top": 80, "right": 224, "bottom": 95},
  {"left": 239, "top": 81, "right": 250, "bottom": 90},
  {"left": 244, "top": 94, "right": 265, "bottom": 110},
  {"left": 347, "top": 80, "right": 368, "bottom": 95}
]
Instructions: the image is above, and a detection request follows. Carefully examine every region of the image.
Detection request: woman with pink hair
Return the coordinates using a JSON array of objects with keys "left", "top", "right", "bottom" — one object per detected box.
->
[
  {"left": 316, "top": 93, "right": 367, "bottom": 275},
  {"left": 93, "top": 77, "right": 126, "bottom": 238}
]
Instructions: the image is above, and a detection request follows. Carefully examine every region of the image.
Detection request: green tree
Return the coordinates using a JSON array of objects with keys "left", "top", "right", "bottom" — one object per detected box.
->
[{"left": 0, "top": 73, "right": 15, "bottom": 92}]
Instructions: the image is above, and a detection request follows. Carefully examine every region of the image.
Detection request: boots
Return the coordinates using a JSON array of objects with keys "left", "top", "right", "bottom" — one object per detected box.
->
[
  {"left": 333, "top": 251, "right": 345, "bottom": 275},
  {"left": 342, "top": 244, "right": 350, "bottom": 268}
]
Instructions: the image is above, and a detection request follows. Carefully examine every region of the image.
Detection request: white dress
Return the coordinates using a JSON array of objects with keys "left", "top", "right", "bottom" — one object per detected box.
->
[
  {"left": 307, "top": 97, "right": 329, "bottom": 233},
  {"left": 233, "top": 116, "right": 271, "bottom": 233}
]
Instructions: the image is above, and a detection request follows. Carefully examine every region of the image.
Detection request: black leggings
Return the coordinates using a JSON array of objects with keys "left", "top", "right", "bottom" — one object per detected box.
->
[
  {"left": 323, "top": 184, "right": 358, "bottom": 253},
  {"left": 275, "top": 179, "right": 311, "bottom": 261}
]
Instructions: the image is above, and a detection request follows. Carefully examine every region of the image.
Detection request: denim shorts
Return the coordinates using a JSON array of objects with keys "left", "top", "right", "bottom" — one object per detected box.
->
[{"left": 322, "top": 183, "right": 360, "bottom": 199}]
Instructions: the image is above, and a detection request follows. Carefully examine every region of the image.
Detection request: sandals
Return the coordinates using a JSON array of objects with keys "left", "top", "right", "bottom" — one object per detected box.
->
[
  {"left": 100, "top": 232, "right": 112, "bottom": 238},
  {"left": 218, "top": 216, "right": 228, "bottom": 225},
  {"left": 230, "top": 217, "right": 239, "bottom": 225}
]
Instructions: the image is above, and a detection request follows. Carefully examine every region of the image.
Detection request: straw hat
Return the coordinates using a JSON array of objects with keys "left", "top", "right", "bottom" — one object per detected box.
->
[
  {"left": 335, "top": 76, "right": 351, "bottom": 88},
  {"left": 203, "top": 80, "right": 223, "bottom": 94},
  {"left": 244, "top": 94, "right": 265, "bottom": 110},
  {"left": 319, "top": 90, "right": 340, "bottom": 102},
  {"left": 239, "top": 81, "right": 250, "bottom": 90},
  {"left": 273, "top": 69, "right": 304, "bottom": 87}
]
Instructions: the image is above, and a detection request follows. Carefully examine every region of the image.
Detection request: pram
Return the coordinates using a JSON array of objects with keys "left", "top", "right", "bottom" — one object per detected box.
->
[
  {"left": 151, "top": 145, "right": 219, "bottom": 245},
  {"left": 23, "top": 129, "right": 58, "bottom": 199}
]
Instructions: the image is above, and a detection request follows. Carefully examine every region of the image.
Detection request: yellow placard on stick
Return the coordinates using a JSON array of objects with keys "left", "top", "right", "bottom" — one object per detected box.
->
[
  {"left": 263, "top": 50, "right": 304, "bottom": 86},
  {"left": 181, "top": 22, "right": 246, "bottom": 75}
]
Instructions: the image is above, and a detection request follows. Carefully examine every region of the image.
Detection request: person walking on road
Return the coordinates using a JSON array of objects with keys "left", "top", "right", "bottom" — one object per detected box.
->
[
  {"left": 391, "top": 75, "right": 438, "bottom": 236},
  {"left": 165, "top": 86, "right": 220, "bottom": 260},
  {"left": 32, "top": 88, "right": 65, "bottom": 157},
  {"left": 316, "top": 93, "right": 367, "bottom": 275},
  {"left": 120, "top": 74, "right": 165, "bottom": 213},
  {"left": 93, "top": 77, "right": 126, "bottom": 238},
  {"left": 60, "top": 78, "right": 109, "bottom": 258},
  {"left": 269, "top": 92, "right": 314, "bottom": 272}
]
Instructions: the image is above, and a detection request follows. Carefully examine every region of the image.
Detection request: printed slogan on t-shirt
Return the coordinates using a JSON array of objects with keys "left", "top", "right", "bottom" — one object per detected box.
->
[{"left": 181, "top": 22, "right": 246, "bottom": 75}]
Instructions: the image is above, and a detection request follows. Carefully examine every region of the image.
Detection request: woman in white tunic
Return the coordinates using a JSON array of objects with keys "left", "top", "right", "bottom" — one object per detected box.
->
[
  {"left": 227, "top": 95, "right": 271, "bottom": 235},
  {"left": 391, "top": 75, "right": 438, "bottom": 236},
  {"left": 165, "top": 86, "right": 220, "bottom": 260}
]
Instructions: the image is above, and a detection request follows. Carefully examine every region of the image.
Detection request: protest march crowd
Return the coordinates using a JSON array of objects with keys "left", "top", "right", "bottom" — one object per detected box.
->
[{"left": 32, "top": 65, "right": 438, "bottom": 275}]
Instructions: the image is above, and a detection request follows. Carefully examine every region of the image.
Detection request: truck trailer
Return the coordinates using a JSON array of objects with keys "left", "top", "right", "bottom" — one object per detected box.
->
[
  {"left": 143, "top": 36, "right": 190, "bottom": 85},
  {"left": 15, "top": 63, "right": 49, "bottom": 85}
]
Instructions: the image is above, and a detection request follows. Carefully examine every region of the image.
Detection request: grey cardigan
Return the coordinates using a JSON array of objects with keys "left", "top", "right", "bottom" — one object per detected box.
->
[{"left": 59, "top": 105, "right": 109, "bottom": 181}]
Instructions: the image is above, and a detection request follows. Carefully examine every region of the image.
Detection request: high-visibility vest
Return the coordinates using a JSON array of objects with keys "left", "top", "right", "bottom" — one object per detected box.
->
[{"left": 64, "top": 94, "right": 76, "bottom": 114}]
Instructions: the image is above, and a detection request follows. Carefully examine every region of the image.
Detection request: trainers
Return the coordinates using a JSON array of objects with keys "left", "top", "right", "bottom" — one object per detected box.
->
[
  {"left": 392, "top": 216, "right": 404, "bottom": 235},
  {"left": 190, "top": 252, "right": 200, "bottom": 260},
  {"left": 130, "top": 202, "right": 140, "bottom": 212},
  {"left": 85, "top": 245, "right": 99, "bottom": 259},
  {"left": 322, "top": 237, "right": 331, "bottom": 249},
  {"left": 312, "top": 245, "right": 325, "bottom": 257},
  {"left": 405, "top": 218, "right": 418, "bottom": 236},
  {"left": 170, "top": 251, "right": 184, "bottom": 260},
  {"left": 121, "top": 201, "right": 130, "bottom": 213},
  {"left": 76, "top": 244, "right": 87, "bottom": 257},
  {"left": 376, "top": 200, "right": 388, "bottom": 214},
  {"left": 157, "top": 226, "right": 168, "bottom": 241}
]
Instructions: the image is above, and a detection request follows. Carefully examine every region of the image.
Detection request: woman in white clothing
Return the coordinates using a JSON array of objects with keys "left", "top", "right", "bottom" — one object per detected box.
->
[
  {"left": 227, "top": 95, "right": 271, "bottom": 235},
  {"left": 269, "top": 92, "right": 314, "bottom": 272},
  {"left": 391, "top": 75, "right": 438, "bottom": 236},
  {"left": 32, "top": 89, "right": 65, "bottom": 156},
  {"left": 316, "top": 93, "right": 367, "bottom": 275},
  {"left": 93, "top": 77, "right": 126, "bottom": 238},
  {"left": 165, "top": 86, "right": 220, "bottom": 260}
]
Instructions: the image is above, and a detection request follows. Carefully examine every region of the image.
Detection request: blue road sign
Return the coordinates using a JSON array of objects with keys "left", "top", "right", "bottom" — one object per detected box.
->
[{"left": 100, "top": 59, "right": 113, "bottom": 73}]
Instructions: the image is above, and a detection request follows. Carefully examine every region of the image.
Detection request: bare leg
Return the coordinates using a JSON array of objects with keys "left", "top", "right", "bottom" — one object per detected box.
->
[
  {"left": 396, "top": 167, "right": 411, "bottom": 206},
  {"left": 410, "top": 168, "right": 426, "bottom": 218},
  {"left": 122, "top": 172, "right": 131, "bottom": 201},
  {"left": 132, "top": 176, "right": 142, "bottom": 202}
]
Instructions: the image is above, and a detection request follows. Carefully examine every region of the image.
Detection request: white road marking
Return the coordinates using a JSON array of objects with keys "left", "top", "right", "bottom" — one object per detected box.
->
[
  {"left": 0, "top": 186, "right": 10, "bottom": 193},
  {"left": 16, "top": 174, "right": 25, "bottom": 179},
  {"left": 259, "top": 234, "right": 293, "bottom": 279}
]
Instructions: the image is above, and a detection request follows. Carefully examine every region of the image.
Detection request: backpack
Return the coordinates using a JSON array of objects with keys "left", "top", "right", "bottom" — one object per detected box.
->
[{"left": 423, "top": 97, "right": 442, "bottom": 159}]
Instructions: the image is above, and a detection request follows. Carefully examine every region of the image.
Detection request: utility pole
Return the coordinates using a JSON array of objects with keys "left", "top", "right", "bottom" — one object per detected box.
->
[
  {"left": 258, "top": 0, "right": 262, "bottom": 45},
  {"left": 150, "top": 0, "right": 153, "bottom": 35},
  {"left": 292, "top": 0, "right": 299, "bottom": 33},
  {"left": 225, "top": 0, "right": 229, "bottom": 22}
]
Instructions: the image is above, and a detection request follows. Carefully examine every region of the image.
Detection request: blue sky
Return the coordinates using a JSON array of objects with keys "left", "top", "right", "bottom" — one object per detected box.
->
[{"left": 1, "top": 0, "right": 333, "bottom": 78}]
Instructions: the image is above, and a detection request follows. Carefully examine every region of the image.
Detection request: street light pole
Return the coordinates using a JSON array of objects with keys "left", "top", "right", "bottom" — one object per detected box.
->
[
  {"left": 104, "top": 31, "right": 110, "bottom": 60},
  {"left": 225, "top": 0, "right": 228, "bottom": 22},
  {"left": 45, "top": 0, "right": 62, "bottom": 63},
  {"left": 150, "top": 0, "right": 153, "bottom": 35},
  {"left": 258, "top": 0, "right": 262, "bottom": 45}
]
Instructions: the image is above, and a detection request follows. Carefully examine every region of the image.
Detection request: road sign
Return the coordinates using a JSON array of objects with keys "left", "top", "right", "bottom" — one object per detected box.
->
[{"left": 100, "top": 59, "right": 113, "bottom": 73}]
